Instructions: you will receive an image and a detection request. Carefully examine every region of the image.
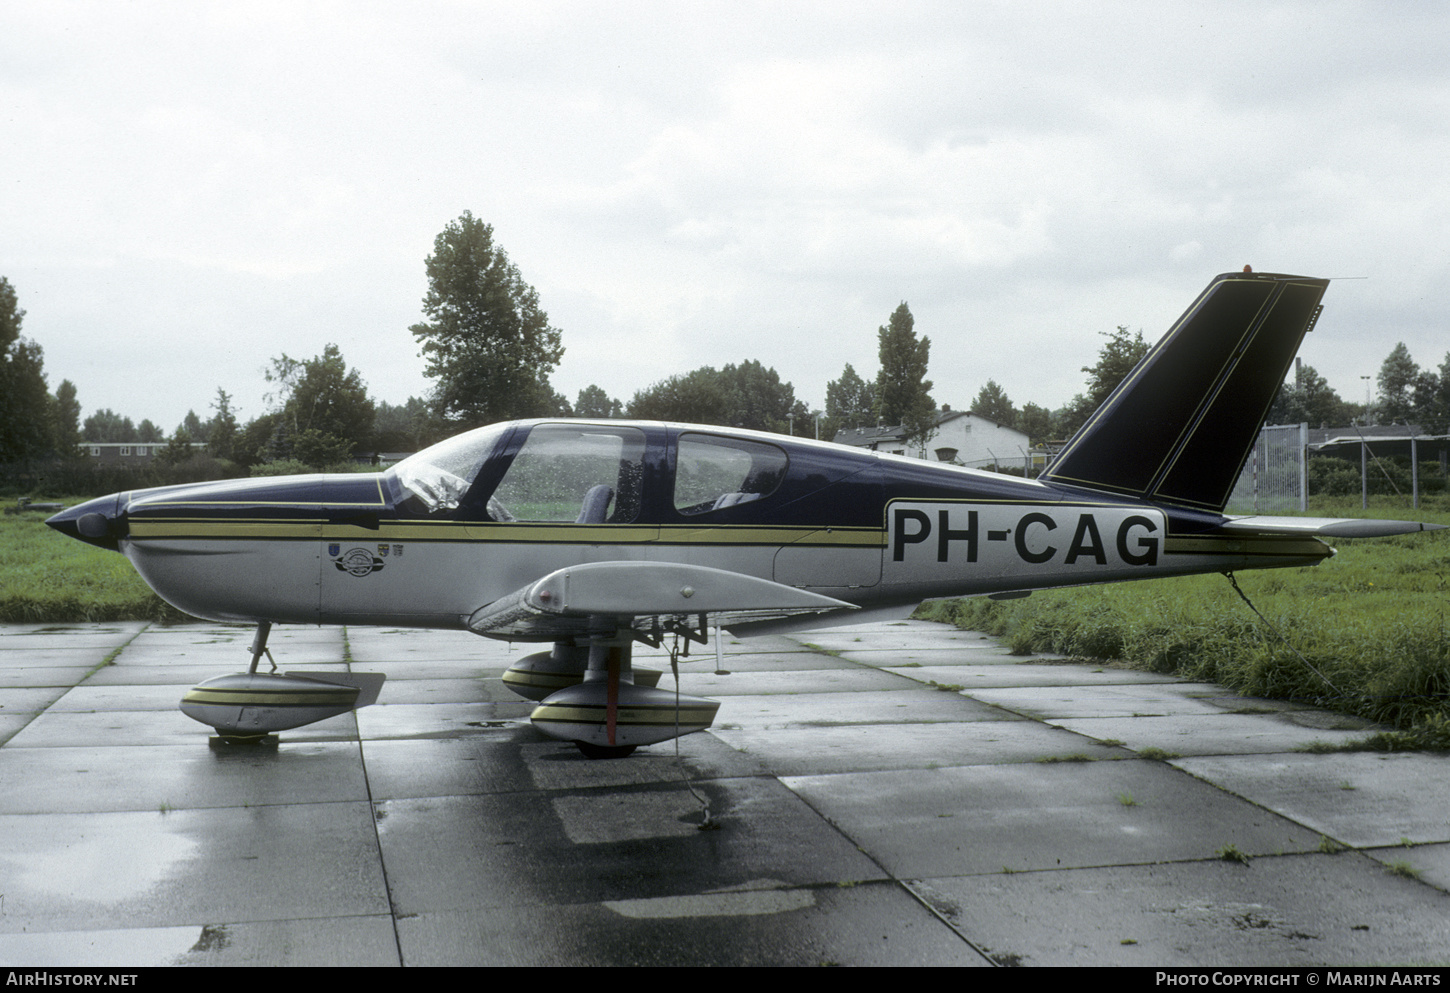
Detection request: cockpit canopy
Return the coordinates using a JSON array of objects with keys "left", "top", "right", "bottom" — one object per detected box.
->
[{"left": 393, "top": 421, "right": 794, "bottom": 524}]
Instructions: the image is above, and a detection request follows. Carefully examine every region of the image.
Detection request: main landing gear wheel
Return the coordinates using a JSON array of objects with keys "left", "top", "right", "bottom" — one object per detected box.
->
[
  {"left": 529, "top": 635, "right": 720, "bottom": 757},
  {"left": 575, "top": 740, "right": 637, "bottom": 760}
]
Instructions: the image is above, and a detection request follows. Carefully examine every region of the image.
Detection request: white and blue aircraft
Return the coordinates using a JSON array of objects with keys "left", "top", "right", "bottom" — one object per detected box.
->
[{"left": 47, "top": 270, "right": 1441, "bottom": 756}]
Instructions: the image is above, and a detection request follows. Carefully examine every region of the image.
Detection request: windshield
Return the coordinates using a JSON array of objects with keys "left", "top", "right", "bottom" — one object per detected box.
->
[{"left": 394, "top": 424, "right": 510, "bottom": 512}]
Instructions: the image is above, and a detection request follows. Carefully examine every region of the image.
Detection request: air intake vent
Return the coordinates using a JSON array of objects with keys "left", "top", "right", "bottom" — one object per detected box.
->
[{"left": 1303, "top": 304, "right": 1323, "bottom": 334}]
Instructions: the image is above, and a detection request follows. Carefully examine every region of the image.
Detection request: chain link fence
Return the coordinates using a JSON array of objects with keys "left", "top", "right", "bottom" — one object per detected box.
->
[{"left": 1226, "top": 423, "right": 1307, "bottom": 514}]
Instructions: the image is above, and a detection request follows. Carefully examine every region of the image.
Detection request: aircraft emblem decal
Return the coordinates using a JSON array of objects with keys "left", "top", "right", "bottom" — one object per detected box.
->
[{"left": 334, "top": 547, "right": 384, "bottom": 576}]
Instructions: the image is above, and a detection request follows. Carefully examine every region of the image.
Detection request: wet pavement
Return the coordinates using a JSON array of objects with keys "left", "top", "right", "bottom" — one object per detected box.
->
[{"left": 0, "top": 618, "right": 1447, "bottom": 967}]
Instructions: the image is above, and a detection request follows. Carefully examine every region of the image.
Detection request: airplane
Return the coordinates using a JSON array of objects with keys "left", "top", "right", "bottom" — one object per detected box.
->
[{"left": 46, "top": 269, "right": 1443, "bottom": 757}]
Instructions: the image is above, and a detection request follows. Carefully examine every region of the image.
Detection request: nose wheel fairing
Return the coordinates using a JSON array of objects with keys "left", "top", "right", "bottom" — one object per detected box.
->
[{"left": 178, "top": 621, "right": 385, "bottom": 741}]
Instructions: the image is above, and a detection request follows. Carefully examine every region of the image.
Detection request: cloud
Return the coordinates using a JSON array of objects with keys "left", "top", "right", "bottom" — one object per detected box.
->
[{"left": 3, "top": 1, "right": 1449, "bottom": 430}]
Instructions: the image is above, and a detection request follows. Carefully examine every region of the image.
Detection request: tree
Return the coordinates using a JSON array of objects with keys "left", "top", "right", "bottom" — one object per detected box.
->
[
  {"left": 1056, "top": 325, "right": 1149, "bottom": 439},
  {"left": 1266, "top": 364, "right": 1350, "bottom": 428},
  {"left": 1377, "top": 342, "right": 1420, "bottom": 423},
  {"left": 0, "top": 277, "right": 53, "bottom": 467},
  {"left": 575, "top": 384, "right": 623, "bottom": 419},
  {"left": 1082, "top": 326, "right": 1148, "bottom": 407},
  {"left": 52, "top": 380, "right": 83, "bottom": 457},
  {"left": 138, "top": 419, "right": 166, "bottom": 443},
  {"left": 1017, "top": 402, "right": 1054, "bottom": 446},
  {"left": 627, "top": 367, "right": 732, "bottom": 424},
  {"left": 719, "top": 360, "right": 796, "bottom": 432},
  {"left": 410, "top": 212, "right": 565, "bottom": 427},
  {"left": 824, "top": 363, "right": 876, "bottom": 439},
  {"left": 373, "top": 396, "right": 441, "bottom": 453},
  {"left": 265, "top": 344, "right": 375, "bottom": 461},
  {"left": 971, "top": 379, "right": 1016, "bottom": 427},
  {"left": 627, "top": 362, "right": 798, "bottom": 432},
  {"left": 83, "top": 409, "right": 137, "bottom": 443},
  {"left": 1424, "top": 354, "right": 1450, "bottom": 435},
  {"left": 207, "top": 388, "right": 239, "bottom": 462},
  {"left": 157, "top": 426, "right": 194, "bottom": 466},
  {"left": 873, "top": 302, "right": 935, "bottom": 450}
]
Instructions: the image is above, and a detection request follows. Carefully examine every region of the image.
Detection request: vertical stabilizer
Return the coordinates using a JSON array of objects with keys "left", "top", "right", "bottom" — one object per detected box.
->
[{"left": 1042, "top": 271, "right": 1328, "bottom": 511}]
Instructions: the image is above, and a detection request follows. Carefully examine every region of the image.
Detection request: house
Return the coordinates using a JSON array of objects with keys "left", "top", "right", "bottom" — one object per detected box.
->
[
  {"left": 85, "top": 442, "right": 165, "bottom": 466},
  {"left": 84, "top": 442, "right": 207, "bottom": 466},
  {"left": 833, "top": 410, "right": 1032, "bottom": 472}
]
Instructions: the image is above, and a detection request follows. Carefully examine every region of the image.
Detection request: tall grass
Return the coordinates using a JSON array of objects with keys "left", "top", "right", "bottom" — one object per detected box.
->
[
  {"left": 0, "top": 504, "right": 190, "bottom": 623},
  {"left": 916, "top": 499, "right": 1450, "bottom": 748}
]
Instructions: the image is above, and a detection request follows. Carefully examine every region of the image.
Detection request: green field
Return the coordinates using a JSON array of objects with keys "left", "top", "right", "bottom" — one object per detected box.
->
[
  {"left": 6, "top": 494, "right": 1448, "bottom": 746},
  {"left": 916, "top": 497, "right": 1450, "bottom": 749},
  {"left": 0, "top": 502, "right": 188, "bottom": 623}
]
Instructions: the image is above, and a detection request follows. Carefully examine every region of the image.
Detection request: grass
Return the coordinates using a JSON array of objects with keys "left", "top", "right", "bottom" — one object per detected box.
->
[
  {"left": 1216, "top": 844, "right": 1251, "bottom": 865},
  {"left": 914, "top": 496, "right": 1450, "bottom": 750},
  {"left": 0, "top": 503, "right": 191, "bottom": 623},
  {"left": 1385, "top": 860, "right": 1421, "bottom": 880}
]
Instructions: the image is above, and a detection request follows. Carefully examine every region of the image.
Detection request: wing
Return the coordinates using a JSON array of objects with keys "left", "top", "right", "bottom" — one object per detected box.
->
[{"left": 466, "top": 561, "right": 857, "bottom": 641}]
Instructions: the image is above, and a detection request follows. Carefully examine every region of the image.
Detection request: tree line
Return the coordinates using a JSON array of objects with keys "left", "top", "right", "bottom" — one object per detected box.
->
[{"left": 5, "top": 214, "right": 1446, "bottom": 495}]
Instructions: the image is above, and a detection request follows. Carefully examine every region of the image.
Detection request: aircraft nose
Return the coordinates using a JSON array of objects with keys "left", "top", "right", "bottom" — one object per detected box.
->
[{"left": 46, "top": 493, "right": 129, "bottom": 550}]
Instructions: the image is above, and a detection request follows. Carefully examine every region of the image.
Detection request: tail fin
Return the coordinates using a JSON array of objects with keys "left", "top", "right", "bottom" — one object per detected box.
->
[{"left": 1042, "top": 271, "right": 1328, "bottom": 512}]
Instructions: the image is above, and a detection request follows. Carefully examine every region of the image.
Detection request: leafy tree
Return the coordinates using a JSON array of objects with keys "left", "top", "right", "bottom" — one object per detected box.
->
[
  {"left": 1082, "top": 326, "right": 1148, "bottom": 406},
  {"left": 410, "top": 212, "right": 565, "bottom": 427},
  {"left": 1017, "top": 402, "right": 1054, "bottom": 446},
  {"left": 720, "top": 360, "right": 796, "bottom": 432},
  {"left": 824, "top": 363, "right": 876, "bottom": 440},
  {"left": 157, "top": 426, "right": 195, "bottom": 466},
  {"left": 373, "top": 396, "right": 441, "bottom": 453},
  {"left": 1423, "top": 354, "right": 1450, "bottom": 434},
  {"left": 52, "top": 380, "right": 83, "bottom": 457},
  {"left": 627, "top": 362, "right": 798, "bottom": 432},
  {"left": 1266, "top": 364, "right": 1351, "bottom": 428},
  {"left": 138, "top": 419, "right": 165, "bottom": 443},
  {"left": 83, "top": 409, "right": 137, "bottom": 443},
  {"left": 265, "top": 343, "right": 375, "bottom": 461},
  {"left": 233, "top": 411, "right": 282, "bottom": 468},
  {"left": 628, "top": 367, "right": 732, "bottom": 424},
  {"left": 785, "top": 398, "right": 813, "bottom": 437},
  {"left": 971, "top": 379, "right": 1016, "bottom": 427},
  {"left": 1377, "top": 342, "right": 1420, "bottom": 423},
  {"left": 1056, "top": 326, "right": 1149, "bottom": 439},
  {"left": 575, "top": 384, "right": 623, "bottom": 419},
  {"left": 873, "top": 302, "right": 935, "bottom": 450},
  {"left": 291, "top": 428, "right": 355, "bottom": 468},
  {"left": 207, "top": 388, "right": 239, "bottom": 462},
  {"left": 0, "top": 277, "right": 53, "bottom": 467}
]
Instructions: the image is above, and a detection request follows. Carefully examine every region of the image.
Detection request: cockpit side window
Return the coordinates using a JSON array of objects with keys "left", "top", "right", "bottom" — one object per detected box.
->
[
  {"left": 489, "top": 424, "right": 647, "bottom": 523},
  {"left": 674, "top": 433, "right": 788, "bottom": 515}
]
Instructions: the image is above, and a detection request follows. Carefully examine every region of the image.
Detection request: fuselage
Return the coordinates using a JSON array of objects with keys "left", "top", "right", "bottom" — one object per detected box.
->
[{"left": 47, "top": 419, "right": 1333, "bottom": 633}]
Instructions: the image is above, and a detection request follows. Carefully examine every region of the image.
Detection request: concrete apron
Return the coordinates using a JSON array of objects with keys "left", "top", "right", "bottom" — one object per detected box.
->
[{"left": 0, "top": 619, "right": 1446, "bottom": 966}]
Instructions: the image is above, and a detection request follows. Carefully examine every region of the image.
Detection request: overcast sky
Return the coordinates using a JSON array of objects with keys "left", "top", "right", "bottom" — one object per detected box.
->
[{"left": 3, "top": 1, "right": 1447, "bottom": 436}]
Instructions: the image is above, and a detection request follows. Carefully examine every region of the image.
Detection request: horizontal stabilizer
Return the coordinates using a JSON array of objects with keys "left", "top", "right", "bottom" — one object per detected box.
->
[
  {"left": 468, "top": 561, "right": 855, "bottom": 639},
  {"left": 1215, "top": 517, "right": 1447, "bottom": 539}
]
